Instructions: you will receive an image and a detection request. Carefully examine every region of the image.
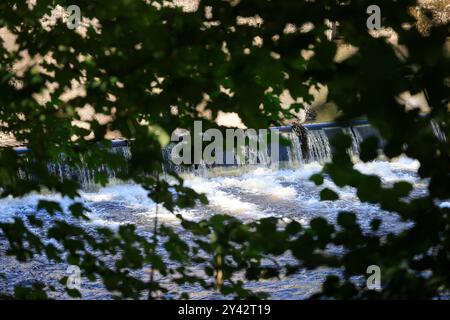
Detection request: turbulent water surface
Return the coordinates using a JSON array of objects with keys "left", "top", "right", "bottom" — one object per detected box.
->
[
  {"left": 0, "top": 153, "right": 432, "bottom": 299},
  {"left": 2, "top": 124, "right": 445, "bottom": 299}
]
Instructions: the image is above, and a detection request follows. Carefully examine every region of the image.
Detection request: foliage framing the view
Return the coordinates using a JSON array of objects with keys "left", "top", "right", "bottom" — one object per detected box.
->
[{"left": 0, "top": 0, "right": 449, "bottom": 299}]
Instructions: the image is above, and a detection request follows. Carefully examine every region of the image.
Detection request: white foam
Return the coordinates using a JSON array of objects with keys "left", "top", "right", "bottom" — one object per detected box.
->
[
  {"left": 214, "top": 168, "right": 298, "bottom": 200},
  {"left": 0, "top": 155, "right": 427, "bottom": 230},
  {"left": 184, "top": 177, "right": 263, "bottom": 217},
  {"left": 81, "top": 184, "right": 155, "bottom": 207},
  {"left": 354, "top": 156, "right": 420, "bottom": 184},
  {"left": 439, "top": 202, "right": 450, "bottom": 209},
  {"left": 0, "top": 192, "right": 77, "bottom": 222},
  {"left": 276, "top": 162, "right": 323, "bottom": 182}
]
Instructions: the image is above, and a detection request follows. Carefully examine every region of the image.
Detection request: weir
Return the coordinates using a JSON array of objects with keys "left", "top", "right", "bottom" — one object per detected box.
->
[
  {"left": 275, "top": 120, "right": 383, "bottom": 165},
  {"left": 10, "top": 120, "right": 384, "bottom": 187}
]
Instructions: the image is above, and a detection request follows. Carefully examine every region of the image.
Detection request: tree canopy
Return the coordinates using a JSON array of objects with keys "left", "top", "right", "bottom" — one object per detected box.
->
[{"left": 0, "top": 0, "right": 449, "bottom": 299}]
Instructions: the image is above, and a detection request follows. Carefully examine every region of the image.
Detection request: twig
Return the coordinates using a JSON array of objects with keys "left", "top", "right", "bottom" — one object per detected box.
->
[{"left": 148, "top": 173, "right": 159, "bottom": 300}]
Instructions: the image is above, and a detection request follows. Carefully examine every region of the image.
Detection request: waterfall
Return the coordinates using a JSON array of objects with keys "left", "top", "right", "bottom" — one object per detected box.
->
[
  {"left": 16, "top": 126, "right": 365, "bottom": 186},
  {"left": 10, "top": 117, "right": 447, "bottom": 190},
  {"left": 343, "top": 127, "right": 363, "bottom": 157},
  {"left": 430, "top": 120, "right": 447, "bottom": 143},
  {"left": 46, "top": 145, "right": 132, "bottom": 188},
  {"left": 13, "top": 121, "right": 388, "bottom": 186},
  {"left": 16, "top": 145, "right": 132, "bottom": 189},
  {"left": 307, "top": 130, "right": 333, "bottom": 163},
  {"left": 286, "top": 133, "right": 304, "bottom": 167}
]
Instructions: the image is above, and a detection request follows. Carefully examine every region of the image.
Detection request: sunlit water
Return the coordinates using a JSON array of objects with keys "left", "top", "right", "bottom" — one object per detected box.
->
[{"left": 1, "top": 154, "right": 441, "bottom": 299}]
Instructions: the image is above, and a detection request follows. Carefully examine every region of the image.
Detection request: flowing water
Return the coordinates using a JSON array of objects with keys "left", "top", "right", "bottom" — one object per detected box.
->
[{"left": 0, "top": 125, "right": 442, "bottom": 299}]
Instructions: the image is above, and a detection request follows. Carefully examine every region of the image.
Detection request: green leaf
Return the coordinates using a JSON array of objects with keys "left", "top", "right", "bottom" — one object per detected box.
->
[
  {"left": 337, "top": 212, "right": 357, "bottom": 228},
  {"left": 360, "top": 137, "right": 379, "bottom": 162},
  {"left": 320, "top": 188, "right": 339, "bottom": 201},
  {"left": 392, "top": 181, "right": 413, "bottom": 198},
  {"left": 66, "top": 288, "right": 82, "bottom": 298},
  {"left": 310, "top": 173, "right": 324, "bottom": 186}
]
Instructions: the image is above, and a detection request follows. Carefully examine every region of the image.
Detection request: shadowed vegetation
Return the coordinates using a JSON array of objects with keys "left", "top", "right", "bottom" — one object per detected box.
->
[{"left": 0, "top": 0, "right": 449, "bottom": 299}]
